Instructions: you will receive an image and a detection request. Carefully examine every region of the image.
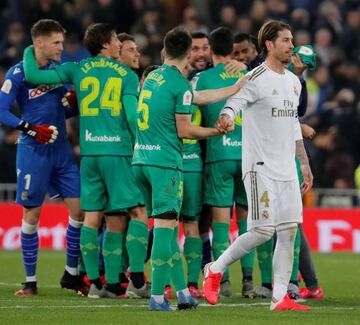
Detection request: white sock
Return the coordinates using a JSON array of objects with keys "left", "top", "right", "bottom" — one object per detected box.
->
[
  {"left": 211, "top": 226, "right": 275, "bottom": 274},
  {"left": 68, "top": 216, "right": 83, "bottom": 228},
  {"left": 176, "top": 288, "right": 191, "bottom": 299},
  {"left": 152, "top": 294, "right": 164, "bottom": 303},
  {"left": 272, "top": 223, "right": 298, "bottom": 302},
  {"left": 65, "top": 265, "right": 78, "bottom": 276},
  {"left": 21, "top": 220, "right": 38, "bottom": 234},
  {"left": 25, "top": 276, "right": 36, "bottom": 282}
]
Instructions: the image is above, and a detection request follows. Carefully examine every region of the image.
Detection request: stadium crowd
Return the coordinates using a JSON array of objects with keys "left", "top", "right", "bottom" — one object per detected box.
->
[{"left": 0, "top": 0, "right": 359, "bottom": 190}]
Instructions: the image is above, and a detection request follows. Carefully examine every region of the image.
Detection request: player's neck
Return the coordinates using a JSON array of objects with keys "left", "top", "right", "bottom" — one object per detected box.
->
[
  {"left": 164, "top": 58, "right": 188, "bottom": 75},
  {"left": 264, "top": 56, "right": 285, "bottom": 74},
  {"left": 34, "top": 48, "right": 51, "bottom": 67},
  {"left": 212, "top": 55, "right": 231, "bottom": 66}
]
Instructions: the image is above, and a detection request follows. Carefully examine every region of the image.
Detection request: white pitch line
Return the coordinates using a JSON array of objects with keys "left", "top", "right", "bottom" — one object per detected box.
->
[{"left": 0, "top": 282, "right": 59, "bottom": 288}]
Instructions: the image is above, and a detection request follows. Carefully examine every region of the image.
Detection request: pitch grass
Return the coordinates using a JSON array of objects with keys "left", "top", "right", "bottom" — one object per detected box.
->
[{"left": 0, "top": 251, "right": 359, "bottom": 324}]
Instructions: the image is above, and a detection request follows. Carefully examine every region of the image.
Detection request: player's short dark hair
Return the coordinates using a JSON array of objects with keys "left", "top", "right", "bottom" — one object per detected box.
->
[
  {"left": 258, "top": 20, "right": 291, "bottom": 57},
  {"left": 84, "top": 23, "right": 116, "bottom": 56},
  {"left": 209, "top": 27, "right": 234, "bottom": 56},
  {"left": 118, "top": 33, "right": 135, "bottom": 43},
  {"left": 191, "top": 32, "right": 209, "bottom": 40},
  {"left": 142, "top": 65, "right": 159, "bottom": 79},
  {"left": 164, "top": 27, "right": 192, "bottom": 60},
  {"left": 30, "top": 19, "right": 66, "bottom": 40},
  {"left": 234, "top": 32, "right": 260, "bottom": 52}
]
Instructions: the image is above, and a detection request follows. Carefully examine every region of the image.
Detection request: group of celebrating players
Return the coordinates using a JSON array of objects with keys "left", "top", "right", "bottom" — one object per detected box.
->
[{"left": 0, "top": 16, "right": 323, "bottom": 312}]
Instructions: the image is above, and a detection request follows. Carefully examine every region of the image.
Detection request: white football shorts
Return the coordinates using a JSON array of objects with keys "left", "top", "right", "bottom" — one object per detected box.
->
[{"left": 243, "top": 171, "right": 303, "bottom": 230}]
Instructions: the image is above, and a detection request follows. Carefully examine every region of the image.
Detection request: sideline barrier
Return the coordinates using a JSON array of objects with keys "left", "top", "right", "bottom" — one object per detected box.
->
[{"left": 0, "top": 203, "right": 359, "bottom": 252}]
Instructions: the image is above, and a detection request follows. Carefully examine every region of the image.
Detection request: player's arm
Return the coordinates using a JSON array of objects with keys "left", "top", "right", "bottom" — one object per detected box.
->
[
  {"left": 0, "top": 68, "right": 58, "bottom": 144},
  {"left": 176, "top": 113, "right": 220, "bottom": 139},
  {"left": 123, "top": 94, "right": 138, "bottom": 138},
  {"left": 23, "top": 46, "right": 73, "bottom": 84},
  {"left": 192, "top": 75, "right": 249, "bottom": 105},
  {"left": 295, "top": 119, "right": 313, "bottom": 193},
  {"left": 224, "top": 60, "right": 247, "bottom": 74}
]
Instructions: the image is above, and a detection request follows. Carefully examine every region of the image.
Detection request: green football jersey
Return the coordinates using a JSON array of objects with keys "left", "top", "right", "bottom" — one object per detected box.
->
[
  {"left": 132, "top": 64, "right": 192, "bottom": 170},
  {"left": 24, "top": 49, "right": 138, "bottom": 156},
  {"left": 194, "top": 64, "right": 247, "bottom": 163},
  {"left": 182, "top": 105, "right": 203, "bottom": 172}
]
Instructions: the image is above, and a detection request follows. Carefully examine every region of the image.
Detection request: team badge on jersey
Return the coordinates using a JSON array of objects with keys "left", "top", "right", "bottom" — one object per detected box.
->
[
  {"left": 262, "top": 210, "right": 269, "bottom": 219},
  {"left": 183, "top": 90, "right": 192, "bottom": 105},
  {"left": 1, "top": 79, "right": 12, "bottom": 94},
  {"left": 21, "top": 191, "right": 29, "bottom": 201},
  {"left": 293, "top": 86, "right": 299, "bottom": 96}
]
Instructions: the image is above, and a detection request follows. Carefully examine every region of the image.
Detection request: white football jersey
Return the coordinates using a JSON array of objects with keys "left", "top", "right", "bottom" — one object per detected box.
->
[{"left": 223, "top": 62, "right": 302, "bottom": 181}]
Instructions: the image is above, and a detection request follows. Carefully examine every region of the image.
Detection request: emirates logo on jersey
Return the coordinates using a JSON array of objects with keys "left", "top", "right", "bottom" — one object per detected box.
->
[{"left": 28, "top": 84, "right": 61, "bottom": 99}]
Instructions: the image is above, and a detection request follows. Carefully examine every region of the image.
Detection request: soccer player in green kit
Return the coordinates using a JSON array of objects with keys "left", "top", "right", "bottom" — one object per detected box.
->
[
  {"left": 192, "top": 27, "right": 249, "bottom": 298},
  {"left": 132, "top": 27, "right": 248, "bottom": 311},
  {"left": 23, "top": 23, "right": 150, "bottom": 298}
]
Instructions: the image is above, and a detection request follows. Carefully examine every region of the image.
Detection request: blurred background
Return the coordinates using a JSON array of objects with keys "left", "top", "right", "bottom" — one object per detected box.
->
[{"left": 0, "top": 0, "right": 359, "bottom": 211}]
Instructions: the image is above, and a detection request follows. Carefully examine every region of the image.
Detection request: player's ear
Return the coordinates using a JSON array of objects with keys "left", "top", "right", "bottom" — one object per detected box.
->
[
  {"left": 265, "top": 40, "right": 273, "bottom": 52},
  {"left": 33, "top": 37, "right": 42, "bottom": 48}
]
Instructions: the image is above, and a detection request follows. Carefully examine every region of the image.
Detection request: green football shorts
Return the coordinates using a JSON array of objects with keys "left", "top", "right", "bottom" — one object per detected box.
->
[
  {"left": 81, "top": 156, "right": 144, "bottom": 214},
  {"left": 132, "top": 165, "right": 183, "bottom": 219},
  {"left": 180, "top": 171, "right": 203, "bottom": 221},
  {"left": 204, "top": 160, "right": 247, "bottom": 207}
]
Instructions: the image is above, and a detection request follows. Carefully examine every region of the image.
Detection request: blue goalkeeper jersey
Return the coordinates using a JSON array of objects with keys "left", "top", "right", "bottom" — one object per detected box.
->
[{"left": 0, "top": 61, "right": 69, "bottom": 145}]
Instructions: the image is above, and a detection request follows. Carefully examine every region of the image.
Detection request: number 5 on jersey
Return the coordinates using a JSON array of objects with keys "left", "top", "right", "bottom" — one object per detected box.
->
[{"left": 137, "top": 90, "right": 152, "bottom": 130}]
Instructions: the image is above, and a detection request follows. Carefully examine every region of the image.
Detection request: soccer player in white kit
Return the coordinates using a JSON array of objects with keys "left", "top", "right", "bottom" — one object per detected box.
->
[{"left": 203, "top": 20, "right": 313, "bottom": 311}]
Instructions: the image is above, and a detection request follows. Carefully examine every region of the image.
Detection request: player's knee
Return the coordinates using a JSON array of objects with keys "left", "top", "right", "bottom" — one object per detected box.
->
[
  {"left": 276, "top": 222, "right": 298, "bottom": 233},
  {"left": 252, "top": 225, "right": 275, "bottom": 242},
  {"left": 183, "top": 220, "right": 199, "bottom": 237},
  {"left": 21, "top": 219, "right": 38, "bottom": 234},
  {"left": 129, "top": 206, "right": 147, "bottom": 222}
]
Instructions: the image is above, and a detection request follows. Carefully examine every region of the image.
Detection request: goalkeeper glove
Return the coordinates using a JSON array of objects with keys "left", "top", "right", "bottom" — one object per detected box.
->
[
  {"left": 16, "top": 120, "right": 58, "bottom": 144},
  {"left": 62, "top": 91, "right": 77, "bottom": 109}
]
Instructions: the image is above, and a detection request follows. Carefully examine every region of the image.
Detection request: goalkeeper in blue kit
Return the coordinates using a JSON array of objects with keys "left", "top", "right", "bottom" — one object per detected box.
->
[{"left": 0, "top": 19, "right": 84, "bottom": 296}]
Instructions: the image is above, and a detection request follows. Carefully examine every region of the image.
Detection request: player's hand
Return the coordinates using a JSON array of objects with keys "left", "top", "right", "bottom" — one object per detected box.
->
[
  {"left": 291, "top": 54, "right": 306, "bottom": 77},
  {"left": 225, "top": 60, "right": 247, "bottom": 74},
  {"left": 62, "top": 91, "right": 77, "bottom": 109},
  {"left": 16, "top": 120, "right": 58, "bottom": 144},
  {"left": 234, "top": 75, "right": 250, "bottom": 91},
  {"left": 216, "top": 114, "right": 234, "bottom": 134},
  {"left": 300, "top": 163, "right": 313, "bottom": 193},
  {"left": 301, "top": 123, "right": 316, "bottom": 139}
]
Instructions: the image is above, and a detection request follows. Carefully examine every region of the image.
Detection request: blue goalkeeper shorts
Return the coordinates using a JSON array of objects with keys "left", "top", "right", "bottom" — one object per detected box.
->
[{"left": 16, "top": 142, "right": 80, "bottom": 207}]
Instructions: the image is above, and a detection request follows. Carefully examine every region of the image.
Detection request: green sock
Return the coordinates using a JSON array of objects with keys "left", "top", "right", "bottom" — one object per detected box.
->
[
  {"left": 170, "top": 227, "right": 187, "bottom": 291},
  {"left": 80, "top": 226, "right": 100, "bottom": 281},
  {"left": 103, "top": 231, "right": 123, "bottom": 284},
  {"left": 257, "top": 237, "right": 274, "bottom": 284},
  {"left": 120, "top": 232, "right": 128, "bottom": 273},
  {"left": 237, "top": 219, "right": 255, "bottom": 279},
  {"left": 290, "top": 227, "right": 301, "bottom": 283},
  {"left": 126, "top": 220, "right": 148, "bottom": 273},
  {"left": 184, "top": 236, "right": 202, "bottom": 285},
  {"left": 151, "top": 227, "right": 173, "bottom": 295},
  {"left": 212, "top": 222, "right": 230, "bottom": 282}
]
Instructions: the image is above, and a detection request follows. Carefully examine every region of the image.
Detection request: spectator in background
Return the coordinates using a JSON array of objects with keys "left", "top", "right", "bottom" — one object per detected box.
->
[
  {"left": 235, "top": 15, "right": 253, "bottom": 34},
  {"left": 266, "top": 0, "right": 290, "bottom": 21},
  {"left": 0, "top": 126, "right": 18, "bottom": 183},
  {"left": 218, "top": 5, "right": 237, "bottom": 30},
  {"left": 249, "top": 0, "right": 267, "bottom": 32},
  {"left": 91, "top": 0, "right": 136, "bottom": 33},
  {"left": 340, "top": 9, "right": 360, "bottom": 64},
  {"left": 294, "top": 30, "right": 312, "bottom": 47},
  {"left": 0, "top": 21, "right": 27, "bottom": 68},
  {"left": 314, "top": 28, "right": 333, "bottom": 66},
  {"left": 181, "top": 6, "right": 208, "bottom": 34},
  {"left": 61, "top": 33, "right": 90, "bottom": 63},
  {"left": 131, "top": 5, "right": 165, "bottom": 64}
]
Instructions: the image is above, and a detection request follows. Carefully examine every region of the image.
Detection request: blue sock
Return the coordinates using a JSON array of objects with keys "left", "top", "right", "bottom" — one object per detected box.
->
[
  {"left": 21, "top": 221, "right": 39, "bottom": 282},
  {"left": 201, "top": 233, "right": 212, "bottom": 271},
  {"left": 65, "top": 217, "right": 82, "bottom": 275}
]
